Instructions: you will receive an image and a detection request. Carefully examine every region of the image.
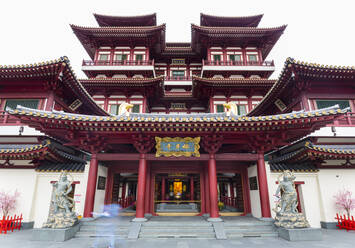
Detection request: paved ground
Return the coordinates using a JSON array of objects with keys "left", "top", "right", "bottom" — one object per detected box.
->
[{"left": 0, "top": 228, "right": 354, "bottom": 248}]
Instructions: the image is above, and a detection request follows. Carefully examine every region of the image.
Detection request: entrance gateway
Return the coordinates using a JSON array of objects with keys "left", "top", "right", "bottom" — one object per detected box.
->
[
  {"left": 10, "top": 105, "right": 344, "bottom": 221},
  {"left": 109, "top": 165, "right": 247, "bottom": 216},
  {"left": 103, "top": 136, "right": 250, "bottom": 217}
]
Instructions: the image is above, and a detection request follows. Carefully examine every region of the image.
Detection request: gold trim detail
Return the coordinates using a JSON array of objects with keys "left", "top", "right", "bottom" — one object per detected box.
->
[{"left": 155, "top": 137, "right": 200, "bottom": 157}]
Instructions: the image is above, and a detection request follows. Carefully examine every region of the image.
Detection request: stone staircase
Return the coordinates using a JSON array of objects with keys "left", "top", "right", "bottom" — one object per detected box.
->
[
  {"left": 74, "top": 216, "right": 278, "bottom": 240},
  {"left": 222, "top": 217, "right": 278, "bottom": 238},
  {"left": 139, "top": 216, "right": 216, "bottom": 239},
  {"left": 75, "top": 217, "right": 131, "bottom": 239}
]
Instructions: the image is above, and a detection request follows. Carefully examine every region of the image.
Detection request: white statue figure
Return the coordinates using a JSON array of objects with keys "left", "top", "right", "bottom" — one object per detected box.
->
[
  {"left": 223, "top": 102, "right": 238, "bottom": 116},
  {"left": 273, "top": 170, "right": 310, "bottom": 229},
  {"left": 52, "top": 172, "right": 74, "bottom": 213},
  {"left": 118, "top": 102, "right": 133, "bottom": 116},
  {"left": 43, "top": 171, "right": 78, "bottom": 229},
  {"left": 274, "top": 170, "right": 298, "bottom": 214}
]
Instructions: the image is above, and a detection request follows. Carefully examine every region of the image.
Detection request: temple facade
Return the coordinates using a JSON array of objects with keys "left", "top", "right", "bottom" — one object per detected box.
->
[{"left": 0, "top": 13, "right": 354, "bottom": 229}]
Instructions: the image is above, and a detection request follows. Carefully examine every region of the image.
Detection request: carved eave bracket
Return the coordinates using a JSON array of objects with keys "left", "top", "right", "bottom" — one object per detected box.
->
[
  {"left": 201, "top": 134, "right": 223, "bottom": 155},
  {"left": 132, "top": 134, "right": 155, "bottom": 154}
]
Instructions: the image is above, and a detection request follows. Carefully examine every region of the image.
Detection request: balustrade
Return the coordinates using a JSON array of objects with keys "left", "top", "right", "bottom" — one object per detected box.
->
[
  {"left": 82, "top": 59, "right": 154, "bottom": 66},
  {"left": 202, "top": 60, "right": 274, "bottom": 67}
]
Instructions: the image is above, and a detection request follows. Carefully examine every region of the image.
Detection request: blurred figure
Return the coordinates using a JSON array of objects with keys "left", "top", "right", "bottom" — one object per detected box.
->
[{"left": 92, "top": 203, "right": 121, "bottom": 248}]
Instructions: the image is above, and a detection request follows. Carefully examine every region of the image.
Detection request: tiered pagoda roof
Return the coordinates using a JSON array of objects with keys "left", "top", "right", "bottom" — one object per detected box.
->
[
  {"left": 200, "top": 13, "right": 263, "bottom": 27},
  {"left": 191, "top": 24, "right": 287, "bottom": 58},
  {"left": 94, "top": 13, "right": 157, "bottom": 27},
  {"left": 7, "top": 105, "right": 348, "bottom": 152},
  {"left": 71, "top": 24, "right": 166, "bottom": 59},
  {"left": 0, "top": 57, "right": 108, "bottom": 116},
  {"left": 192, "top": 76, "right": 275, "bottom": 98},
  {"left": 0, "top": 139, "right": 86, "bottom": 171},
  {"left": 268, "top": 137, "right": 355, "bottom": 171},
  {"left": 249, "top": 58, "right": 355, "bottom": 116}
]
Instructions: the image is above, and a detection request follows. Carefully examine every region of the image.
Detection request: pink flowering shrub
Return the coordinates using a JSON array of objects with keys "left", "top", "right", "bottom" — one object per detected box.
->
[
  {"left": 0, "top": 190, "right": 20, "bottom": 217},
  {"left": 334, "top": 189, "right": 355, "bottom": 217}
]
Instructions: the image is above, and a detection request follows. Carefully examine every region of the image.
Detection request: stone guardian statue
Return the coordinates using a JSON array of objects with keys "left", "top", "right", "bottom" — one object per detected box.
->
[
  {"left": 273, "top": 170, "right": 310, "bottom": 228},
  {"left": 43, "top": 171, "right": 78, "bottom": 228}
]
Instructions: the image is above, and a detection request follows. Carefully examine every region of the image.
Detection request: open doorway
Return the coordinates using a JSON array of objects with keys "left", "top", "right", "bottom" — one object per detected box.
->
[{"left": 154, "top": 173, "right": 201, "bottom": 216}]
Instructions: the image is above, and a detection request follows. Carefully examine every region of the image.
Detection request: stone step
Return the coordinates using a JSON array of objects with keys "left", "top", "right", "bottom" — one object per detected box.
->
[
  {"left": 223, "top": 222, "right": 273, "bottom": 227},
  {"left": 140, "top": 227, "right": 214, "bottom": 233},
  {"left": 75, "top": 233, "right": 127, "bottom": 239},
  {"left": 224, "top": 226, "right": 275, "bottom": 232},
  {"left": 226, "top": 232, "right": 278, "bottom": 238},
  {"left": 79, "top": 226, "right": 129, "bottom": 231},
  {"left": 142, "top": 222, "right": 212, "bottom": 227},
  {"left": 139, "top": 233, "right": 216, "bottom": 239}
]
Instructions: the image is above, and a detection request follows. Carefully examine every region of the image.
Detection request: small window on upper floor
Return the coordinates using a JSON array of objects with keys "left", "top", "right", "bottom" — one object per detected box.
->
[
  {"left": 98, "top": 54, "right": 109, "bottom": 61},
  {"left": 316, "top": 100, "right": 350, "bottom": 110},
  {"left": 132, "top": 104, "right": 140, "bottom": 113},
  {"left": 5, "top": 99, "right": 39, "bottom": 110},
  {"left": 229, "top": 55, "right": 242, "bottom": 62},
  {"left": 213, "top": 55, "right": 221, "bottom": 61},
  {"left": 110, "top": 104, "right": 119, "bottom": 115},
  {"left": 216, "top": 104, "right": 224, "bottom": 113},
  {"left": 247, "top": 55, "right": 258, "bottom": 62},
  {"left": 136, "top": 54, "right": 143, "bottom": 61},
  {"left": 172, "top": 70, "right": 185, "bottom": 78},
  {"left": 237, "top": 105, "right": 247, "bottom": 115},
  {"left": 115, "top": 54, "right": 128, "bottom": 61}
]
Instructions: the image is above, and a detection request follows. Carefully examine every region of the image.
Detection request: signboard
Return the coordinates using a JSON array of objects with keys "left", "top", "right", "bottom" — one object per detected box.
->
[
  {"left": 97, "top": 176, "right": 106, "bottom": 190},
  {"left": 155, "top": 137, "right": 200, "bottom": 157},
  {"left": 249, "top": 176, "right": 258, "bottom": 190},
  {"left": 69, "top": 99, "right": 82, "bottom": 111}
]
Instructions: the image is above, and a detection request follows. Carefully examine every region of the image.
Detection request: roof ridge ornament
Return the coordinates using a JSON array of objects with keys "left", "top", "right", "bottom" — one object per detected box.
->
[
  {"left": 118, "top": 102, "right": 133, "bottom": 117},
  {"left": 223, "top": 102, "right": 238, "bottom": 117}
]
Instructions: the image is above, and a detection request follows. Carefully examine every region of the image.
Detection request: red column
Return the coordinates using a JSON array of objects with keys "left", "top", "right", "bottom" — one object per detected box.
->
[
  {"left": 104, "top": 167, "right": 113, "bottom": 205},
  {"left": 161, "top": 177, "right": 166, "bottom": 200},
  {"left": 45, "top": 91, "right": 55, "bottom": 111},
  {"left": 84, "top": 154, "right": 98, "bottom": 217},
  {"left": 300, "top": 92, "right": 310, "bottom": 111},
  {"left": 257, "top": 153, "right": 271, "bottom": 218},
  {"left": 204, "top": 167, "right": 210, "bottom": 214},
  {"left": 208, "top": 154, "right": 219, "bottom": 218},
  {"left": 135, "top": 153, "right": 147, "bottom": 219},
  {"left": 190, "top": 176, "right": 194, "bottom": 201},
  {"left": 144, "top": 164, "right": 151, "bottom": 213},
  {"left": 121, "top": 182, "right": 126, "bottom": 207}
]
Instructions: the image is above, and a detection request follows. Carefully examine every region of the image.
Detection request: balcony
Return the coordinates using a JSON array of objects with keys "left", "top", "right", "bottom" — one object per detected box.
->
[
  {"left": 164, "top": 76, "right": 192, "bottom": 86},
  {"left": 202, "top": 60, "right": 275, "bottom": 73},
  {"left": 82, "top": 59, "right": 155, "bottom": 72}
]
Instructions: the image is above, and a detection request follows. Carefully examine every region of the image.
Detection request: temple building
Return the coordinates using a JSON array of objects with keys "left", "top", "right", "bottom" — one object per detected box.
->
[{"left": 0, "top": 13, "right": 354, "bottom": 231}]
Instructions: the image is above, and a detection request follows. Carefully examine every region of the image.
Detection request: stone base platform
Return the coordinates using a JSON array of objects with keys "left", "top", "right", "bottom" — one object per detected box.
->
[
  {"left": 277, "top": 227, "right": 322, "bottom": 241},
  {"left": 31, "top": 223, "right": 81, "bottom": 241},
  {"left": 156, "top": 203, "right": 198, "bottom": 213}
]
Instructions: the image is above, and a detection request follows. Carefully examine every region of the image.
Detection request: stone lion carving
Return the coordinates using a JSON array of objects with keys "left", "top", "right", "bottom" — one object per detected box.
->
[
  {"left": 118, "top": 102, "right": 133, "bottom": 116},
  {"left": 273, "top": 170, "right": 310, "bottom": 229},
  {"left": 223, "top": 102, "right": 238, "bottom": 116},
  {"left": 43, "top": 172, "right": 78, "bottom": 229}
]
